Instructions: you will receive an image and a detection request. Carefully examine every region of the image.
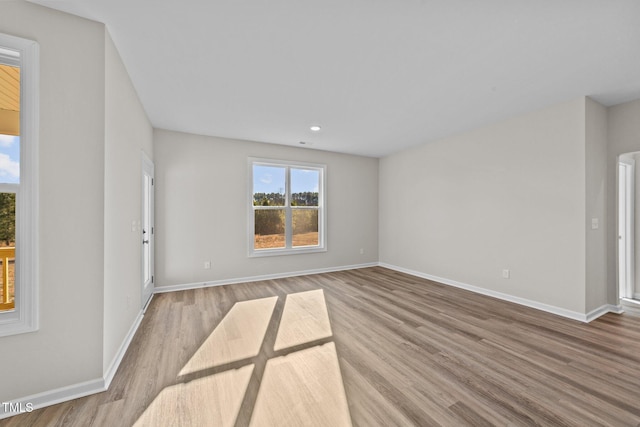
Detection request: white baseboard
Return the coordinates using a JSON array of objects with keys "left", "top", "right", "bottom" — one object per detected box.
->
[
  {"left": 585, "top": 304, "right": 624, "bottom": 322},
  {"left": 1, "top": 310, "right": 145, "bottom": 420},
  {"left": 0, "top": 378, "right": 105, "bottom": 419},
  {"left": 379, "top": 263, "right": 620, "bottom": 323},
  {"left": 154, "top": 262, "right": 379, "bottom": 294},
  {"left": 103, "top": 309, "right": 144, "bottom": 389}
]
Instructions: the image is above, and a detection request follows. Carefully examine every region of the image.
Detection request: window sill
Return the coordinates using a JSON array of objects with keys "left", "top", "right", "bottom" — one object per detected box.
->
[
  {"left": 0, "top": 316, "right": 39, "bottom": 338},
  {"left": 249, "top": 246, "right": 327, "bottom": 258}
]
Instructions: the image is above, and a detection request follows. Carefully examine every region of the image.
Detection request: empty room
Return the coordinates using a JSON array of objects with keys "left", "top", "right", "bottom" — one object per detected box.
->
[{"left": 1, "top": 0, "right": 640, "bottom": 425}]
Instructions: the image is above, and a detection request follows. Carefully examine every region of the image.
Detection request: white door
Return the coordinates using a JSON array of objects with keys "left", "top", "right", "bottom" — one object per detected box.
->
[
  {"left": 618, "top": 160, "right": 634, "bottom": 300},
  {"left": 142, "top": 153, "right": 155, "bottom": 310}
]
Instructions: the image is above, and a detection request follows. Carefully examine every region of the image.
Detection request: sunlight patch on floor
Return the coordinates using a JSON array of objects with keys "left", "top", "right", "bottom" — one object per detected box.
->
[
  {"left": 137, "top": 290, "right": 351, "bottom": 426},
  {"left": 250, "top": 342, "right": 352, "bottom": 426},
  {"left": 180, "top": 296, "right": 277, "bottom": 375},
  {"left": 135, "top": 364, "right": 254, "bottom": 427},
  {"left": 274, "top": 289, "right": 333, "bottom": 351}
]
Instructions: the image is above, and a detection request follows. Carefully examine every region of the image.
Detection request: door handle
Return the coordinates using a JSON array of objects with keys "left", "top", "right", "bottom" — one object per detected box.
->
[{"left": 143, "top": 240, "right": 149, "bottom": 244}]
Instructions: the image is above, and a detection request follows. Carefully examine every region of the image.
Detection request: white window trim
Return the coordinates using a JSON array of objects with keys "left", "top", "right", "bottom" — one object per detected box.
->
[
  {"left": 0, "top": 33, "right": 39, "bottom": 337},
  {"left": 248, "top": 157, "right": 327, "bottom": 257}
]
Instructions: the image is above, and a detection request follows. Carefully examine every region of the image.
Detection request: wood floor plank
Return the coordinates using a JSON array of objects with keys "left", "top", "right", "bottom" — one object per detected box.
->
[{"left": 4, "top": 266, "right": 640, "bottom": 426}]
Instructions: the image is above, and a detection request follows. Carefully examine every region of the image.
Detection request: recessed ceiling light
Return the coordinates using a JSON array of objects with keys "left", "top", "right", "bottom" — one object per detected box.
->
[{"left": 310, "top": 125, "right": 321, "bottom": 132}]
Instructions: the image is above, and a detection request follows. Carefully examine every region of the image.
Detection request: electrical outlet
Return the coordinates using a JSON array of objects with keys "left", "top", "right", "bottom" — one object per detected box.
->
[
  {"left": 502, "top": 269, "right": 510, "bottom": 279},
  {"left": 204, "top": 261, "right": 211, "bottom": 269},
  {"left": 360, "top": 248, "right": 364, "bottom": 255}
]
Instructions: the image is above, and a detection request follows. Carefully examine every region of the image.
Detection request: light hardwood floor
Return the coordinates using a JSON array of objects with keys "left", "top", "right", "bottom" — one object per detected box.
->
[{"left": 4, "top": 267, "right": 640, "bottom": 426}]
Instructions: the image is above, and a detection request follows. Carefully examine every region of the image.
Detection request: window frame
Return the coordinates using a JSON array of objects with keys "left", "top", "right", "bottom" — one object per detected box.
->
[
  {"left": 0, "top": 33, "right": 39, "bottom": 337},
  {"left": 248, "top": 157, "right": 326, "bottom": 257}
]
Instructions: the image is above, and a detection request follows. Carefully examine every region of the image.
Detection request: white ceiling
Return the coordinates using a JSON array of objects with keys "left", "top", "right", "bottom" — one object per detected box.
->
[{"left": 28, "top": 0, "right": 640, "bottom": 157}]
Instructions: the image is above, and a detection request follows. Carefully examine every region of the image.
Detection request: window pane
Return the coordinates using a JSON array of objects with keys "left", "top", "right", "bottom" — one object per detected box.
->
[
  {"left": 291, "top": 168, "right": 319, "bottom": 206},
  {"left": 0, "top": 63, "right": 21, "bottom": 184},
  {"left": 292, "top": 209, "right": 318, "bottom": 247},
  {"left": 254, "top": 209, "right": 285, "bottom": 249},
  {"left": 0, "top": 134, "right": 20, "bottom": 185},
  {"left": 253, "top": 165, "right": 285, "bottom": 206},
  {"left": 0, "top": 192, "right": 15, "bottom": 311},
  {"left": 0, "top": 64, "right": 18, "bottom": 309}
]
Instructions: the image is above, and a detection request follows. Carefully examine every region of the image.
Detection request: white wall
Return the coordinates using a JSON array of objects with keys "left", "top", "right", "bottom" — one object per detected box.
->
[
  {"left": 608, "top": 99, "right": 640, "bottom": 302},
  {"left": 154, "top": 130, "right": 378, "bottom": 287},
  {"left": 0, "top": 2, "right": 106, "bottom": 400},
  {"left": 380, "top": 98, "right": 589, "bottom": 314},
  {"left": 585, "top": 98, "right": 608, "bottom": 312},
  {"left": 103, "top": 32, "right": 152, "bottom": 373}
]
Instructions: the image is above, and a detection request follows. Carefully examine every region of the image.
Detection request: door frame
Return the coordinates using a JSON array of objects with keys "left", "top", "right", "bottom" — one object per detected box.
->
[
  {"left": 141, "top": 151, "right": 155, "bottom": 311},
  {"left": 618, "top": 157, "right": 635, "bottom": 301}
]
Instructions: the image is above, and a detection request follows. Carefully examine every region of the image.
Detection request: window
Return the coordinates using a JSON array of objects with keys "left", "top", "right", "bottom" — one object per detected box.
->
[
  {"left": 249, "top": 158, "right": 326, "bottom": 256},
  {"left": 0, "top": 33, "right": 39, "bottom": 337}
]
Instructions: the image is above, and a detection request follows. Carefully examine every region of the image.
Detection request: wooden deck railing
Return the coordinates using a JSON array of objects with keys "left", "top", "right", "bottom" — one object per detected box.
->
[{"left": 0, "top": 247, "right": 15, "bottom": 311}]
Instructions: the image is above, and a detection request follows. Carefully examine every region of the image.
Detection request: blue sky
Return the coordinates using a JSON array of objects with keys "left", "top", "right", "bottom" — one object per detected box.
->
[
  {"left": 253, "top": 165, "right": 319, "bottom": 194},
  {"left": 0, "top": 134, "right": 19, "bottom": 184}
]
